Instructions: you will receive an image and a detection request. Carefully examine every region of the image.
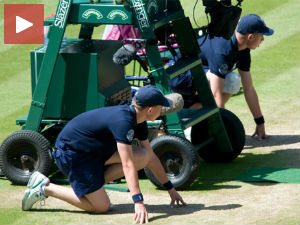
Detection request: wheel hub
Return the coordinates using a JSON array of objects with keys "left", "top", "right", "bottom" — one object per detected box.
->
[
  {"left": 20, "top": 155, "right": 35, "bottom": 171},
  {"left": 165, "top": 157, "right": 181, "bottom": 174}
]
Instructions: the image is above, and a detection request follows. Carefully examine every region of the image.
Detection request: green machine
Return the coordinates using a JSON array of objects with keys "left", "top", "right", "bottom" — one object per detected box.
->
[{"left": 0, "top": 0, "right": 245, "bottom": 189}]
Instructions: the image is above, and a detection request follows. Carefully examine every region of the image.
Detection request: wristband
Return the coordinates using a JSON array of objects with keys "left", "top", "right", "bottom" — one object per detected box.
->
[
  {"left": 163, "top": 180, "right": 174, "bottom": 190},
  {"left": 132, "top": 193, "right": 143, "bottom": 203},
  {"left": 254, "top": 116, "right": 265, "bottom": 125}
]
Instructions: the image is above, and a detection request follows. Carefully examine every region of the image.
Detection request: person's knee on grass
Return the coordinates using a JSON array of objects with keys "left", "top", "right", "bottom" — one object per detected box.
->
[{"left": 84, "top": 186, "right": 111, "bottom": 213}]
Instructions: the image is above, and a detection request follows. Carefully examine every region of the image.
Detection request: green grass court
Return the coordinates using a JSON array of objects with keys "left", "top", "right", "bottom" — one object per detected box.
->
[{"left": 0, "top": 0, "right": 299, "bottom": 224}]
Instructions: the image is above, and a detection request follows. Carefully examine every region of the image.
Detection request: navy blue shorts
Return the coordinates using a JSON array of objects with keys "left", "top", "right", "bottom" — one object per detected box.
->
[{"left": 52, "top": 148, "right": 106, "bottom": 197}]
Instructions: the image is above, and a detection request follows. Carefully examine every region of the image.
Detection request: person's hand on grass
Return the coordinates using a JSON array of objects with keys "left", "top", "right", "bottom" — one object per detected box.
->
[
  {"left": 134, "top": 202, "right": 148, "bottom": 224},
  {"left": 168, "top": 188, "right": 187, "bottom": 208},
  {"left": 252, "top": 124, "right": 268, "bottom": 140}
]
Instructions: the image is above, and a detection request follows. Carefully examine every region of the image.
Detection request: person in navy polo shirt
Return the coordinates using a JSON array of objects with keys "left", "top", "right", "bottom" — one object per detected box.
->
[
  {"left": 22, "top": 85, "right": 186, "bottom": 224},
  {"left": 170, "top": 14, "right": 274, "bottom": 140}
]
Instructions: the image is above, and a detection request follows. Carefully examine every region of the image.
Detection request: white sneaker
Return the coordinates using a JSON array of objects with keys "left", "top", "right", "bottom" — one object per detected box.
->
[
  {"left": 22, "top": 172, "right": 49, "bottom": 211},
  {"left": 27, "top": 171, "right": 49, "bottom": 189}
]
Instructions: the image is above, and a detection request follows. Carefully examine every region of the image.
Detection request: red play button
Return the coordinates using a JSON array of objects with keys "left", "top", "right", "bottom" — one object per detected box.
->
[{"left": 4, "top": 4, "right": 44, "bottom": 44}]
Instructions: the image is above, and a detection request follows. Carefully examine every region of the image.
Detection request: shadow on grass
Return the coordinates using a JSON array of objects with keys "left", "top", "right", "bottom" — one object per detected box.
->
[
  {"left": 110, "top": 203, "right": 242, "bottom": 222},
  {"left": 187, "top": 134, "right": 300, "bottom": 191},
  {"left": 29, "top": 208, "right": 86, "bottom": 213},
  {"left": 244, "top": 134, "right": 300, "bottom": 149},
  {"left": 27, "top": 203, "right": 242, "bottom": 222}
]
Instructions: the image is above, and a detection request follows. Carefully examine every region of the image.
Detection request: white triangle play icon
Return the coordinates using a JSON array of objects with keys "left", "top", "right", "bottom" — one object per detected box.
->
[{"left": 16, "top": 16, "right": 33, "bottom": 34}]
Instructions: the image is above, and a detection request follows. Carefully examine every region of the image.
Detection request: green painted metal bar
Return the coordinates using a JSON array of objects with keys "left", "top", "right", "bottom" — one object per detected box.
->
[
  {"left": 194, "top": 137, "right": 214, "bottom": 151},
  {"left": 140, "top": 43, "right": 185, "bottom": 135},
  {"left": 16, "top": 114, "right": 69, "bottom": 126},
  {"left": 208, "top": 113, "right": 233, "bottom": 153},
  {"left": 178, "top": 107, "right": 219, "bottom": 129},
  {"left": 24, "top": 0, "right": 73, "bottom": 131},
  {"left": 68, "top": 4, "right": 133, "bottom": 25},
  {"left": 143, "top": 45, "right": 169, "bottom": 92},
  {"left": 189, "top": 64, "right": 233, "bottom": 152},
  {"left": 127, "top": 0, "right": 151, "bottom": 35},
  {"left": 165, "top": 113, "right": 185, "bottom": 137},
  {"left": 190, "top": 64, "right": 217, "bottom": 107},
  {"left": 152, "top": 10, "right": 185, "bottom": 29},
  {"left": 147, "top": 120, "right": 162, "bottom": 127},
  {"left": 126, "top": 0, "right": 190, "bottom": 137},
  {"left": 166, "top": 57, "right": 202, "bottom": 79}
]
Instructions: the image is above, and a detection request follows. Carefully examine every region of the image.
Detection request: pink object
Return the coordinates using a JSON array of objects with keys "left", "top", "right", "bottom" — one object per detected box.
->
[
  {"left": 103, "top": 25, "right": 141, "bottom": 40},
  {"left": 103, "top": 25, "right": 178, "bottom": 57}
]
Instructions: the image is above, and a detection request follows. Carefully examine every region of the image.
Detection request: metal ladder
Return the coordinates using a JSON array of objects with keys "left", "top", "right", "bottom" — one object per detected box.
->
[{"left": 24, "top": 0, "right": 233, "bottom": 153}]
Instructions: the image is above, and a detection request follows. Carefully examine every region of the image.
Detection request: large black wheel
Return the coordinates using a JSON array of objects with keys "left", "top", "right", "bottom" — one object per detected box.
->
[
  {"left": 0, "top": 130, "right": 53, "bottom": 185},
  {"left": 191, "top": 108, "right": 245, "bottom": 162},
  {"left": 144, "top": 134, "right": 200, "bottom": 190}
]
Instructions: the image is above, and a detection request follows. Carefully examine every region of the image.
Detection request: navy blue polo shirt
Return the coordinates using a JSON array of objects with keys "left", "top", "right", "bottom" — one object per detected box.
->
[
  {"left": 55, "top": 105, "right": 148, "bottom": 160},
  {"left": 199, "top": 34, "right": 251, "bottom": 78},
  {"left": 169, "top": 34, "right": 251, "bottom": 95}
]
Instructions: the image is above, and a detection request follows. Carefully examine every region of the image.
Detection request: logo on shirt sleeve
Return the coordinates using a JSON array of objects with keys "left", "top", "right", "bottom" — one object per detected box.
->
[
  {"left": 219, "top": 64, "right": 229, "bottom": 75},
  {"left": 126, "top": 129, "right": 134, "bottom": 142}
]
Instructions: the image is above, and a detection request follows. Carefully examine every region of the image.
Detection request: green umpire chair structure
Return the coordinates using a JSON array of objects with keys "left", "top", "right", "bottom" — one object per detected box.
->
[{"left": 0, "top": 0, "right": 245, "bottom": 189}]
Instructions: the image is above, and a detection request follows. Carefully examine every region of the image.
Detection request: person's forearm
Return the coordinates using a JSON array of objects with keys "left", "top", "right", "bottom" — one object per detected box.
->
[
  {"left": 244, "top": 87, "right": 263, "bottom": 118},
  {"left": 117, "top": 143, "right": 142, "bottom": 196},
  {"left": 147, "top": 153, "right": 169, "bottom": 185},
  {"left": 139, "top": 140, "right": 170, "bottom": 185},
  {"left": 122, "top": 162, "right": 141, "bottom": 195}
]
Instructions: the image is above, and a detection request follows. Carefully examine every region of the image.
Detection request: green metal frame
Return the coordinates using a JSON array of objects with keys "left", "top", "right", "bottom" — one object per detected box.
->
[{"left": 21, "top": 0, "right": 233, "bottom": 153}]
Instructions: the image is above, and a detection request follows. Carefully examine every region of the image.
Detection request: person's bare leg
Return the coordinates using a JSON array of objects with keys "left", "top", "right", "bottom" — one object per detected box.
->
[
  {"left": 222, "top": 92, "right": 232, "bottom": 106},
  {"left": 207, "top": 72, "right": 231, "bottom": 108},
  {"left": 84, "top": 186, "right": 110, "bottom": 212},
  {"left": 44, "top": 145, "right": 149, "bottom": 212},
  {"left": 45, "top": 184, "right": 110, "bottom": 213},
  {"left": 104, "top": 145, "right": 151, "bottom": 183},
  {"left": 189, "top": 102, "right": 203, "bottom": 109}
]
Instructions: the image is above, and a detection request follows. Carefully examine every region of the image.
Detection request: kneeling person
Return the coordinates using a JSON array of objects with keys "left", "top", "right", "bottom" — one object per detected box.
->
[{"left": 22, "top": 85, "right": 186, "bottom": 224}]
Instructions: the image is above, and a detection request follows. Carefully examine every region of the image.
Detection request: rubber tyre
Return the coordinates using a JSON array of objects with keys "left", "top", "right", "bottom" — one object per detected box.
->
[
  {"left": 0, "top": 130, "right": 53, "bottom": 185},
  {"left": 144, "top": 134, "right": 200, "bottom": 190},
  {"left": 191, "top": 108, "right": 245, "bottom": 162}
]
